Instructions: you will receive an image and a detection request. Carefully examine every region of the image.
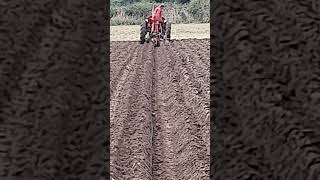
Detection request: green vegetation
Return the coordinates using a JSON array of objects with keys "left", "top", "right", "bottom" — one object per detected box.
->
[{"left": 110, "top": 0, "right": 209, "bottom": 26}]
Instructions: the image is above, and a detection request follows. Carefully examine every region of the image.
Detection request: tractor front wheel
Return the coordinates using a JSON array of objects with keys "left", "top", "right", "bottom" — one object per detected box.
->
[
  {"left": 154, "top": 36, "right": 160, "bottom": 47},
  {"left": 155, "top": 39, "right": 160, "bottom": 47}
]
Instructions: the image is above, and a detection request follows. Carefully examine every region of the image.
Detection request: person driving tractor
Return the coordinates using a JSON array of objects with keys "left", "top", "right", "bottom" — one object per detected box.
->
[{"left": 148, "top": 3, "right": 166, "bottom": 35}]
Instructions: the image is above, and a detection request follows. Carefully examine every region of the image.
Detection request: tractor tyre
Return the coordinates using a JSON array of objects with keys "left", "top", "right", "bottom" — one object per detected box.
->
[
  {"left": 161, "top": 23, "right": 166, "bottom": 37},
  {"left": 154, "top": 37, "right": 160, "bottom": 47},
  {"left": 140, "top": 22, "right": 147, "bottom": 44},
  {"left": 166, "top": 22, "right": 171, "bottom": 41}
]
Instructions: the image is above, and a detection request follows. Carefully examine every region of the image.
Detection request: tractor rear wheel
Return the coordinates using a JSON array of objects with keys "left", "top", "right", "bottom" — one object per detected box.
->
[
  {"left": 166, "top": 22, "right": 171, "bottom": 41},
  {"left": 140, "top": 22, "right": 147, "bottom": 44}
]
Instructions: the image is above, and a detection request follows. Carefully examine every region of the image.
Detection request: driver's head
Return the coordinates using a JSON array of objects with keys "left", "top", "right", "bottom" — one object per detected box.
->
[{"left": 160, "top": 3, "right": 164, "bottom": 9}]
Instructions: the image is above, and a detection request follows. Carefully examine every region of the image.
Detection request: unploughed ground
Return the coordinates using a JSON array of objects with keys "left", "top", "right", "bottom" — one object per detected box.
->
[
  {"left": 111, "top": 23, "right": 209, "bottom": 41},
  {"left": 110, "top": 39, "right": 210, "bottom": 180}
]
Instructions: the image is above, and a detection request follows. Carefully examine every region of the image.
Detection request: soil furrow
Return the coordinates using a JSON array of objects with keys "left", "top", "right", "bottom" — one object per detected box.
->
[
  {"left": 167, "top": 41, "right": 209, "bottom": 105},
  {"left": 111, "top": 44, "right": 141, "bottom": 179},
  {"left": 111, "top": 44, "right": 140, "bottom": 95},
  {"left": 164, "top": 41, "right": 210, "bottom": 179},
  {"left": 151, "top": 45, "right": 177, "bottom": 180},
  {"left": 111, "top": 43, "right": 156, "bottom": 180}
]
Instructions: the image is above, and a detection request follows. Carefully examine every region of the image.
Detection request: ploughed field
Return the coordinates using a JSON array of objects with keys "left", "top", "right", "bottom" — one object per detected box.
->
[{"left": 110, "top": 39, "right": 210, "bottom": 180}]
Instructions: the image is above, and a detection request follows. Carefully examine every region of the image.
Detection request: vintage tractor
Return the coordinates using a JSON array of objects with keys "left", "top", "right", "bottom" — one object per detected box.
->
[{"left": 140, "top": 4, "right": 171, "bottom": 47}]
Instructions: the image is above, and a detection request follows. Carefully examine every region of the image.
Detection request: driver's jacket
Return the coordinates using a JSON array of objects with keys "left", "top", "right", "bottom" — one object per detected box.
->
[{"left": 152, "top": 5, "right": 165, "bottom": 23}]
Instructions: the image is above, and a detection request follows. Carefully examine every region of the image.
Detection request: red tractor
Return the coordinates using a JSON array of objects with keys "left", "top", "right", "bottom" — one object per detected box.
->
[{"left": 140, "top": 4, "right": 171, "bottom": 47}]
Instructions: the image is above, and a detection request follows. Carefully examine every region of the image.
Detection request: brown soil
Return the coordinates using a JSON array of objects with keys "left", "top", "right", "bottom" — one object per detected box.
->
[{"left": 110, "top": 39, "right": 210, "bottom": 180}]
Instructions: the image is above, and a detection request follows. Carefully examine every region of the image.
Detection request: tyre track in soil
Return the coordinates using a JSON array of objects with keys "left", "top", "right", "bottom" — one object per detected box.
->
[{"left": 111, "top": 39, "right": 210, "bottom": 180}]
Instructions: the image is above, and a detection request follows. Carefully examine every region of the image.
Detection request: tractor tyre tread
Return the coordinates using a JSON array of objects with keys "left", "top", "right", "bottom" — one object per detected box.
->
[
  {"left": 140, "top": 22, "right": 147, "bottom": 44},
  {"left": 166, "top": 22, "right": 172, "bottom": 41}
]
